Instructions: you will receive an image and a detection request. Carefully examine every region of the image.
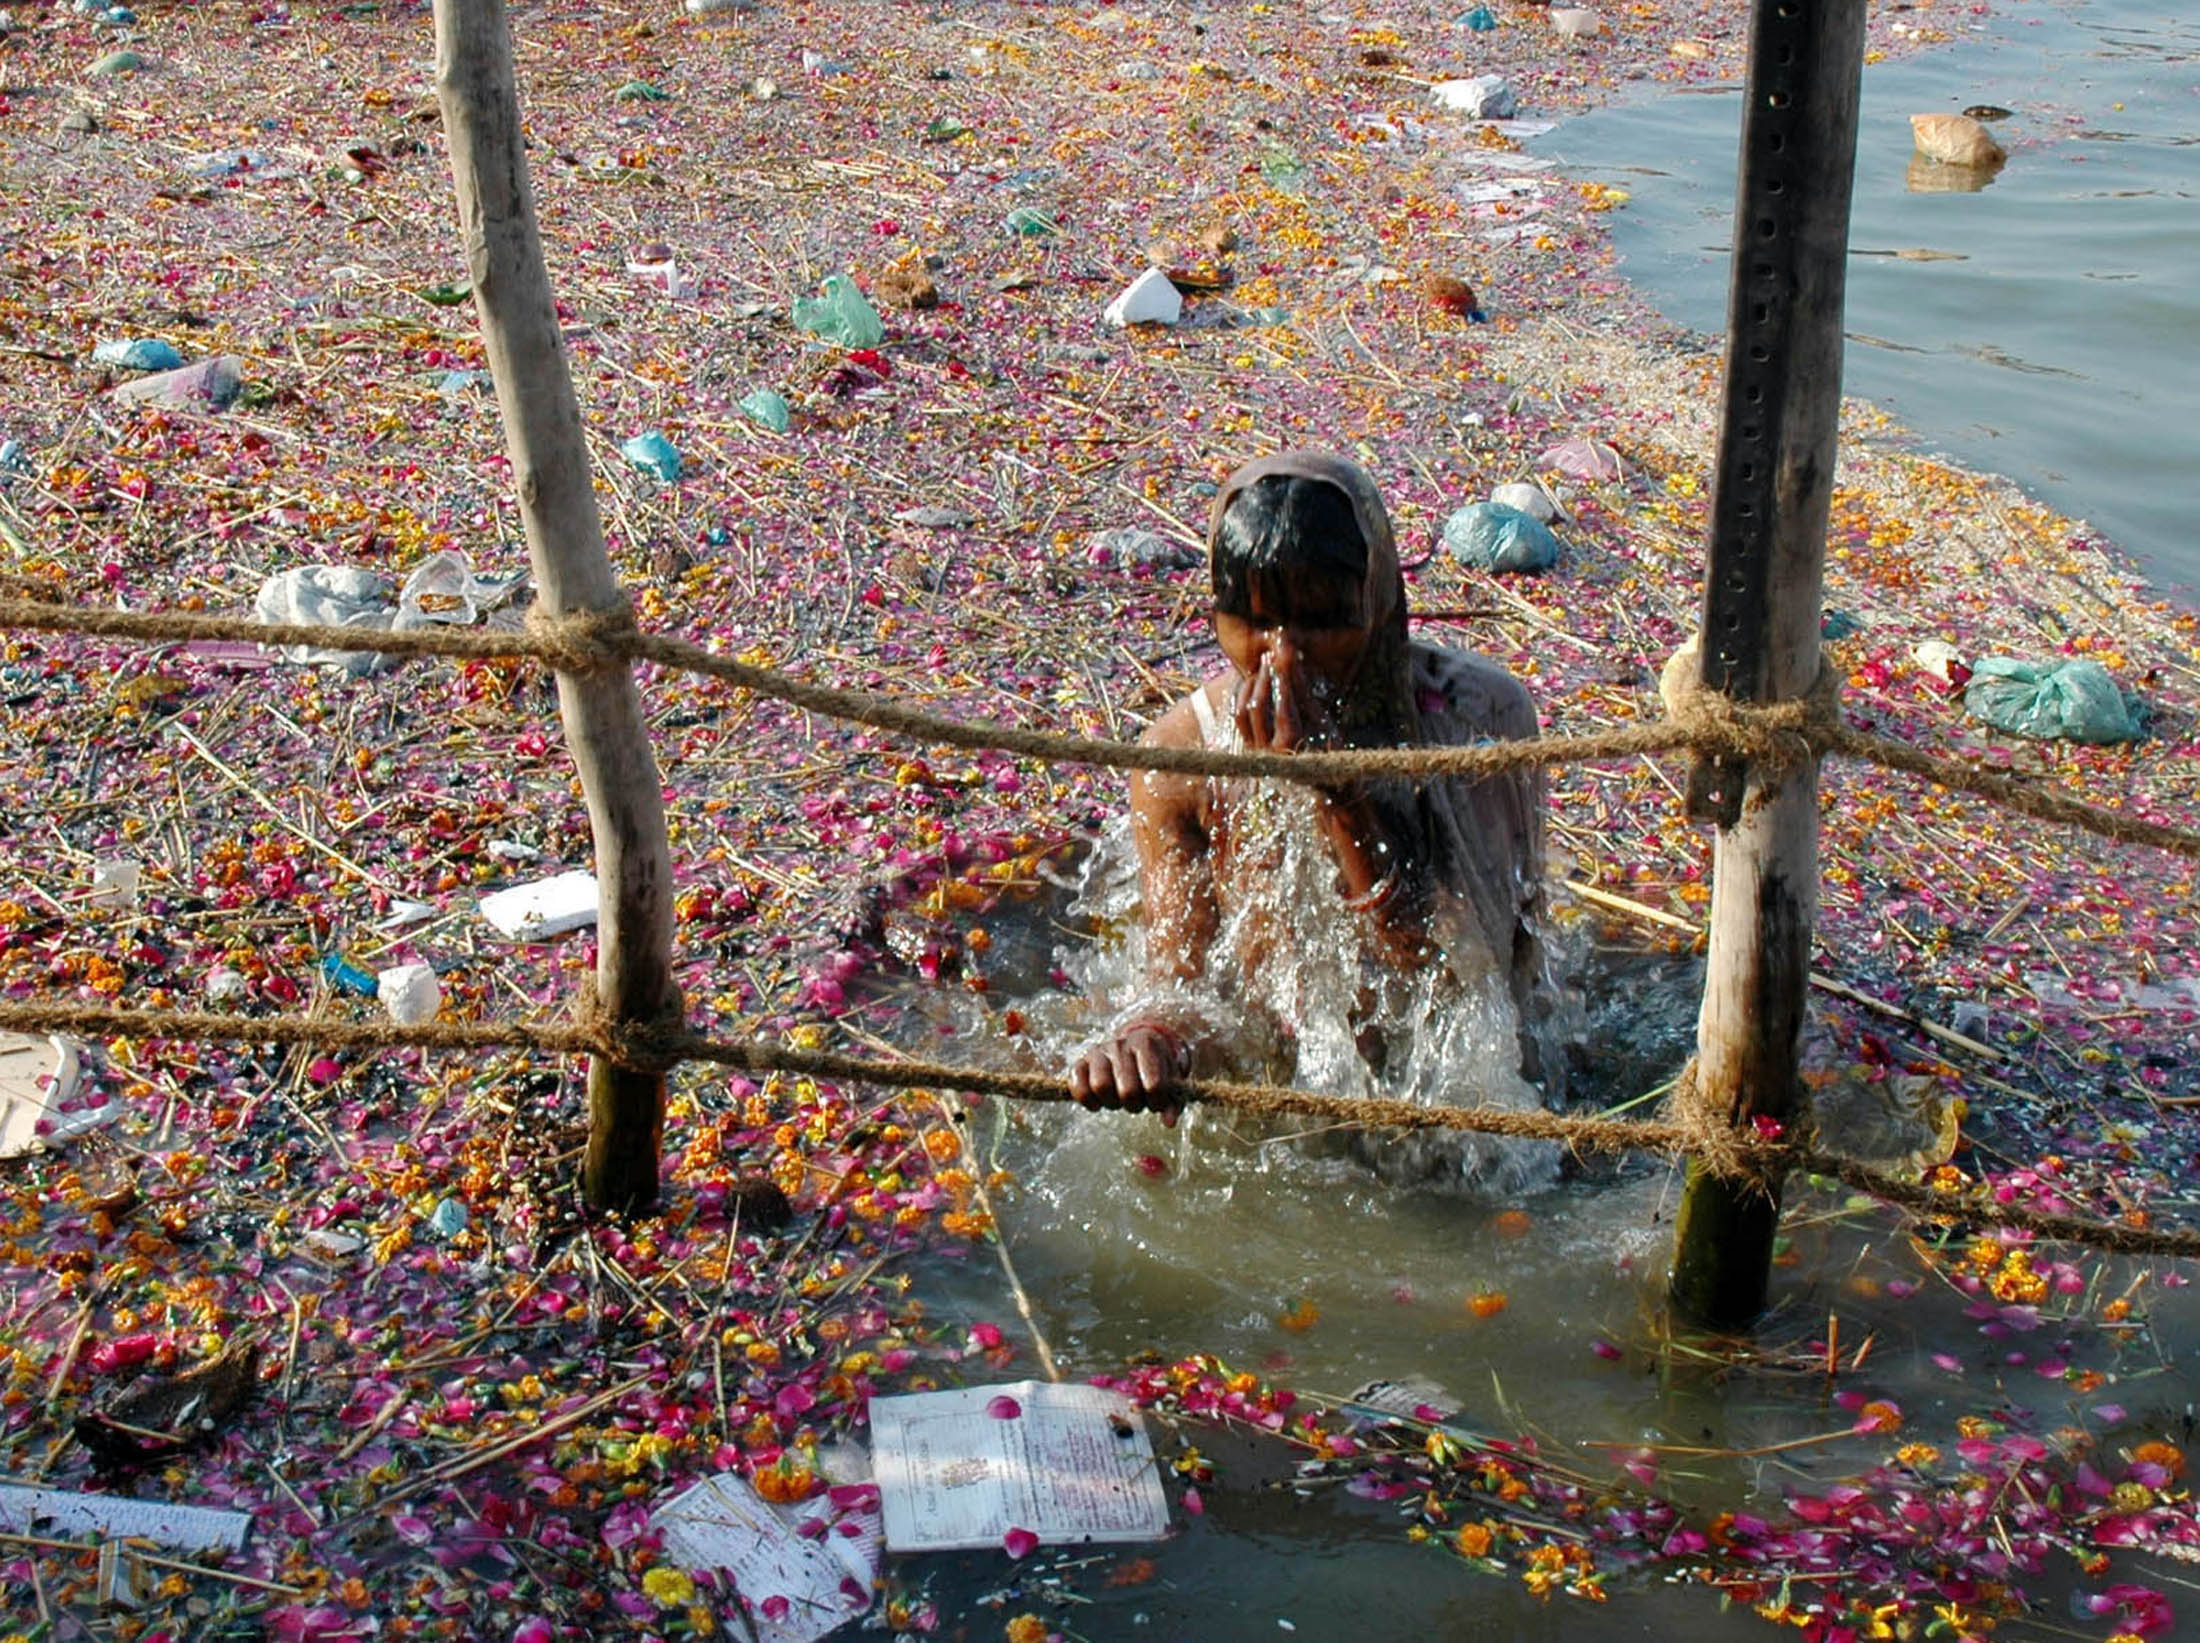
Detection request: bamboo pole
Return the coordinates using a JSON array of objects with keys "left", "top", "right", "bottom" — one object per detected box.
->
[
  {"left": 434, "top": 0, "right": 677, "bottom": 1211},
  {"left": 1668, "top": 0, "right": 1867, "bottom": 1327}
]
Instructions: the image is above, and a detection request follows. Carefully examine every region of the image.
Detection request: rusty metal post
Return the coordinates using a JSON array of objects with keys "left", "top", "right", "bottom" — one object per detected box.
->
[{"left": 1669, "top": 0, "right": 1867, "bottom": 1328}]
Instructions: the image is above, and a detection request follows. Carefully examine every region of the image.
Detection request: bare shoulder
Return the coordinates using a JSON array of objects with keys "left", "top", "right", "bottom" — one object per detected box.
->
[
  {"left": 1134, "top": 675, "right": 1232, "bottom": 811},
  {"left": 1409, "top": 643, "right": 1538, "bottom": 742}
]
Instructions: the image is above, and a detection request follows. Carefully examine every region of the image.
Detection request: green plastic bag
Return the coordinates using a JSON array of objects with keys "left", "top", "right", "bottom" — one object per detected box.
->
[
  {"left": 791, "top": 274, "right": 884, "bottom": 348},
  {"left": 738, "top": 388, "right": 791, "bottom": 433},
  {"left": 1963, "top": 657, "right": 2142, "bottom": 743}
]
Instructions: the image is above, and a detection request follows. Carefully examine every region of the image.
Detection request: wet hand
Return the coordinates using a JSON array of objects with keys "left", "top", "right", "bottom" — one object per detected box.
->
[
  {"left": 1069, "top": 1023, "right": 1188, "bottom": 1127},
  {"left": 1234, "top": 647, "right": 1334, "bottom": 755}
]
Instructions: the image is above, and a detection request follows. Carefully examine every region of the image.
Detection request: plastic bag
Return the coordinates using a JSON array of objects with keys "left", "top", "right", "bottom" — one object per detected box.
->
[
  {"left": 112, "top": 355, "right": 244, "bottom": 412},
  {"left": 393, "top": 550, "right": 528, "bottom": 631},
  {"left": 621, "top": 431, "right": 683, "bottom": 482},
  {"left": 1538, "top": 438, "right": 1624, "bottom": 482},
  {"left": 791, "top": 274, "right": 885, "bottom": 348},
  {"left": 1441, "top": 502, "right": 1558, "bottom": 574},
  {"left": 1963, "top": 657, "right": 2142, "bottom": 744},
  {"left": 738, "top": 388, "right": 791, "bottom": 432},
  {"left": 254, "top": 565, "right": 399, "bottom": 675},
  {"left": 93, "top": 338, "right": 184, "bottom": 372}
]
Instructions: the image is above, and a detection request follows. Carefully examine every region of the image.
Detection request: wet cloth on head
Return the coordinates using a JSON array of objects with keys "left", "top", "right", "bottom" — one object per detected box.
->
[{"left": 1203, "top": 451, "right": 1548, "bottom": 985}]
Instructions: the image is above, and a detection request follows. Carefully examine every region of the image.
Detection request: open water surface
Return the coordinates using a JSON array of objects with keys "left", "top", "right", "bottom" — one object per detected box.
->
[
  {"left": 1543, "top": 0, "right": 2200, "bottom": 600},
  {"left": 877, "top": 832, "right": 2198, "bottom": 1638}
]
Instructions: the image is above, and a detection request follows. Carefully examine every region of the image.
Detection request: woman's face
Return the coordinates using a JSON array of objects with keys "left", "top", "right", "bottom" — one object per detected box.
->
[{"left": 1212, "top": 569, "right": 1373, "bottom": 694}]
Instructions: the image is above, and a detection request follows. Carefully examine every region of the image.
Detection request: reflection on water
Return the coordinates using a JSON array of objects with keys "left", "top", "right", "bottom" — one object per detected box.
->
[{"left": 1904, "top": 153, "right": 2005, "bottom": 194}]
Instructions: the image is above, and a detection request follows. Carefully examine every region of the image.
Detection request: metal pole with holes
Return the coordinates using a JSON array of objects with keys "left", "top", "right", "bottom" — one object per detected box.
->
[
  {"left": 435, "top": 0, "right": 678, "bottom": 1212},
  {"left": 1668, "top": 0, "right": 1866, "bottom": 1328}
]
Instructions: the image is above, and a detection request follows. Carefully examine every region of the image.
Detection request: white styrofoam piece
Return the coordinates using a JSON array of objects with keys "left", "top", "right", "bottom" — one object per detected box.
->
[{"left": 477, "top": 871, "right": 599, "bottom": 940}]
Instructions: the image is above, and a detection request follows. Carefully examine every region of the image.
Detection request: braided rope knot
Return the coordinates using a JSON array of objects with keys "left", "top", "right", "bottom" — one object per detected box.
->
[
  {"left": 1659, "top": 635, "right": 1843, "bottom": 773},
  {"left": 571, "top": 976, "right": 690, "bottom": 1072},
  {"left": 1667, "top": 1057, "right": 1811, "bottom": 1193},
  {"left": 525, "top": 601, "right": 645, "bottom": 674}
]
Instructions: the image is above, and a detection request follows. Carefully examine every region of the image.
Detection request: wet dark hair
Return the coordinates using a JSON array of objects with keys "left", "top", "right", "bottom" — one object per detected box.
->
[{"left": 1211, "top": 474, "right": 1368, "bottom": 625}]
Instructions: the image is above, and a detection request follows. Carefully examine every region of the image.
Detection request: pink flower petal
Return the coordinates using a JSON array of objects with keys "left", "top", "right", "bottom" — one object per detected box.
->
[
  {"left": 986, "top": 1394, "right": 1023, "bottom": 1420},
  {"left": 1003, "top": 1526, "right": 1039, "bottom": 1559},
  {"left": 1182, "top": 1486, "right": 1204, "bottom": 1516}
]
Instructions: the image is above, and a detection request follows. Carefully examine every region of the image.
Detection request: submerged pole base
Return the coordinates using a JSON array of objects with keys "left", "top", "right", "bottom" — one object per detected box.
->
[
  {"left": 1667, "top": 1158, "right": 1784, "bottom": 1331},
  {"left": 583, "top": 1057, "right": 664, "bottom": 1214}
]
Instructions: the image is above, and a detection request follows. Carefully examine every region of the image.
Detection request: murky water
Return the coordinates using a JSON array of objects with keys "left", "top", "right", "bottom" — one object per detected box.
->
[
  {"left": 856, "top": 13, "right": 2200, "bottom": 1622},
  {"left": 1543, "top": 0, "right": 2200, "bottom": 598},
  {"left": 859, "top": 818, "right": 2197, "bottom": 1639}
]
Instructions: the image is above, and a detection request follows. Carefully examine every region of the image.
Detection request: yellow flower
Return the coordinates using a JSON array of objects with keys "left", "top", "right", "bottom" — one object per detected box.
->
[
  {"left": 2111, "top": 1481, "right": 2156, "bottom": 1513},
  {"left": 1005, "top": 1615, "right": 1051, "bottom": 1643},
  {"left": 642, "top": 1565, "right": 698, "bottom": 1608},
  {"left": 1896, "top": 1442, "right": 1941, "bottom": 1469},
  {"left": 1522, "top": 1544, "right": 1568, "bottom": 1598}
]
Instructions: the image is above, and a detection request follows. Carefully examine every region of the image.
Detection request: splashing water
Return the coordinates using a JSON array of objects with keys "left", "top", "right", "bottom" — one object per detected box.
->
[{"left": 1004, "top": 782, "right": 1574, "bottom": 1204}]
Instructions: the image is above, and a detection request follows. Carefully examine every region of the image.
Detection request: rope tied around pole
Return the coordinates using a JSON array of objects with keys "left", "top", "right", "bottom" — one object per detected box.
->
[
  {"left": 570, "top": 975, "right": 689, "bottom": 1074},
  {"left": 1, "top": 992, "right": 2196, "bottom": 1256},
  {"left": 1658, "top": 636, "right": 1847, "bottom": 781},
  {"left": 0, "top": 592, "right": 2192, "bottom": 861},
  {"left": 1666, "top": 1057, "right": 1810, "bottom": 1194},
  {"left": 523, "top": 601, "right": 643, "bottom": 675}
]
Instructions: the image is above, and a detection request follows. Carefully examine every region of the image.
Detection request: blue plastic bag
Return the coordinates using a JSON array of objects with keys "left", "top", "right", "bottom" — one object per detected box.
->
[
  {"left": 93, "top": 338, "right": 185, "bottom": 372},
  {"left": 621, "top": 431, "right": 683, "bottom": 483},
  {"left": 1963, "top": 657, "right": 2142, "bottom": 743},
  {"left": 738, "top": 388, "right": 791, "bottom": 432},
  {"left": 1441, "top": 502, "right": 1559, "bottom": 574}
]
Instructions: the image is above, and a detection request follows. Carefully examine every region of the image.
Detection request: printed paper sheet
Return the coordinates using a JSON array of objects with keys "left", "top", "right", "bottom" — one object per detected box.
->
[{"left": 870, "top": 1381, "right": 1169, "bottom": 1553}]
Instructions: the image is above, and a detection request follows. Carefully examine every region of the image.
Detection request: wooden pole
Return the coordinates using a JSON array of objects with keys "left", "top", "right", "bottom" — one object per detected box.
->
[
  {"left": 435, "top": 0, "right": 677, "bottom": 1212},
  {"left": 1668, "top": 0, "right": 1867, "bottom": 1328}
]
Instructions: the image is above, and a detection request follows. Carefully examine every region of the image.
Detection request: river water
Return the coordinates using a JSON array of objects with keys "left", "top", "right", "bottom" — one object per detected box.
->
[
  {"left": 1542, "top": 0, "right": 2200, "bottom": 600},
  {"left": 878, "top": 8, "right": 2200, "bottom": 1634},
  {"left": 887, "top": 849, "right": 2194, "bottom": 1640}
]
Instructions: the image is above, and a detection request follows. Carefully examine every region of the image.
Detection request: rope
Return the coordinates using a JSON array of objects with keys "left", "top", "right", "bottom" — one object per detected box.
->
[
  {"left": 3, "top": 597, "right": 2197, "bottom": 1256},
  {"left": 0, "top": 596, "right": 2193, "bottom": 861},
  {"left": 4, "top": 994, "right": 2197, "bottom": 1259}
]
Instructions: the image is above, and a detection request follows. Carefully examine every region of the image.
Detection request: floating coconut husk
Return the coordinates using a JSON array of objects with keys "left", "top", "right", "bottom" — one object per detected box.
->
[
  {"left": 874, "top": 263, "right": 939, "bottom": 310},
  {"left": 74, "top": 1339, "right": 261, "bottom": 1469},
  {"left": 1422, "top": 273, "right": 1480, "bottom": 316},
  {"left": 1910, "top": 111, "right": 2006, "bottom": 168}
]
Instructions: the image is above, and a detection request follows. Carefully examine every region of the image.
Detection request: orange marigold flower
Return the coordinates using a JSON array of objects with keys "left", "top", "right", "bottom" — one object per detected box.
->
[
  {"left": 1468, "top": 1290, "right": 1508, "bottom": 1319},
  {"left": 1005, "top": 1615, "right": 1050, "bottom": 1643},
  {"left": 2132, "top": 1440, "right": 2186, "bottom": 1479},
  {"left": 1454, "top": 1522, "right": 1495, "bottom": 1558}
]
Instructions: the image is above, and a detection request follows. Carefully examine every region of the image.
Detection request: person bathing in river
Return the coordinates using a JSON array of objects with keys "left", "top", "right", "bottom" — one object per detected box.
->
[{"left": 1068, "top": 451, "right": 1560, "bottom": 1157}]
